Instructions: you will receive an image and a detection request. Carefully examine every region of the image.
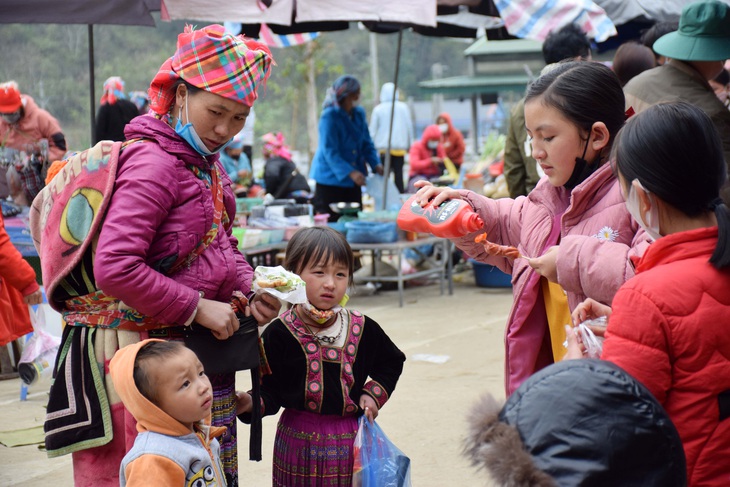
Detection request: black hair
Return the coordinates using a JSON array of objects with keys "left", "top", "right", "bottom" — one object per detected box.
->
[
  {"left": 526, "top": 61, "right": 626, "bottom": 143},
  {"left": 640, "top": 21, "right": 679, "bottom": 56},
  {"left": 611, "top": 101, "right": 730, "bottom": 268},
  {"left": 133, "top": 341, "right": 187, "bottom": 404},
  {"left": 284, "top": 226, "right": 355, "bottom": 286},
  {"left": 612, "top": 42, "right": 656, "bottom": 87},
  {"left": 542, "top": 24, "right": 591, "bottom": 64},
  {"left": 714, "top": 69, "right": 730, "bottom": 86}
]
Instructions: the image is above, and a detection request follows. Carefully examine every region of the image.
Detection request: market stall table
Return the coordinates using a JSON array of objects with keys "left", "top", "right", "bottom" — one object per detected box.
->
[{"left": 349, "top": 236, "right": 453, "bottom": 307}]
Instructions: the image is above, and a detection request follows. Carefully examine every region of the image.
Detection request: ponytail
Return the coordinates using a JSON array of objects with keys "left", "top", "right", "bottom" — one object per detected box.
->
[{"left": 710, "top": 199, "right": 730, "bottom": 269}]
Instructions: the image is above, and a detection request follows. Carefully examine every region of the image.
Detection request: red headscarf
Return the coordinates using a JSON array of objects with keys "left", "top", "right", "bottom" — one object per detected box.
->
[{"left": 100, "top": 76, "right": 125, "bottom": 105}]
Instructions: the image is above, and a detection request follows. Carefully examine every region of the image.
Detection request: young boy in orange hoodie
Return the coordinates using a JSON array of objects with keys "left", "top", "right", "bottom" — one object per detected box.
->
[{"left": 109, "top": 339, "right": 227, "bottom": 486}]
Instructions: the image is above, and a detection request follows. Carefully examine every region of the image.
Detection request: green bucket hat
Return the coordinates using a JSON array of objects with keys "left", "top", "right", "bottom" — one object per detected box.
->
[{"left": 653, "top": 0, "right": 730, "bottom": 62}]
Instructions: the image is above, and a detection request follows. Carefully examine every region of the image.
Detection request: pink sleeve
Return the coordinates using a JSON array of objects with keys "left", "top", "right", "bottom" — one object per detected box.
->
[
  {"left": 557, "top": 226, "right": 650, "bottom": 305},
  {"left": 450, "top": 190, "right": 527, "bottom": 274}
]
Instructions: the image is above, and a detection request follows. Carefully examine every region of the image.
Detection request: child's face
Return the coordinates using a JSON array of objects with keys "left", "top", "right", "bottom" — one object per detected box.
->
[
  {"left": 524, "top": 99, "right": 591, "bottom": 187},
  {"left": 148, "top": 347, "right": 213, "bottom": 431},
  {"left": 300, "top": 258, "right": 349, "bottom": 310}
]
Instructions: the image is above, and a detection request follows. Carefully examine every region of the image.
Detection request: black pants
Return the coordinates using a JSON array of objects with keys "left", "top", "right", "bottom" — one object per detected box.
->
[
  {"left": 313, "top": 182, "right": 362, "bottom": 222},
  {"left": 380, "top": 152, "right": 405, "bottom": 193}
]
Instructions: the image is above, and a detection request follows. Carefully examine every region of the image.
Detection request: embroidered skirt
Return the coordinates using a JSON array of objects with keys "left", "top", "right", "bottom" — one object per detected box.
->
[{"left": 273, "top": 409, "right": 358, "bottom": 487}]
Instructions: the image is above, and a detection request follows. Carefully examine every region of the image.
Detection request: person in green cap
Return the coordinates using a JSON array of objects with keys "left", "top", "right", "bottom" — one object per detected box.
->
[{"left": 623, "top": 0, "right": 730, "bottom": 202}]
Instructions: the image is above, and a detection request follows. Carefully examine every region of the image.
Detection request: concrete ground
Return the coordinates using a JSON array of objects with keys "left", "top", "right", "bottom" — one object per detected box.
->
[{"left": 0, "top": 267, "right": 513, "bottom": 487}]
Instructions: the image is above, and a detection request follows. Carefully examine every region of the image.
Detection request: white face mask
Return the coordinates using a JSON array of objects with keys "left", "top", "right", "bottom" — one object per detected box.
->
[
  {"left": 438, "top": 123, "right": 449, "bottom": 134},
  {"left": 625, "top": 179, "right": 661, "bottom": 241},
  {"left": 427, "top": 140, "right": 439, "bottom": 149}
]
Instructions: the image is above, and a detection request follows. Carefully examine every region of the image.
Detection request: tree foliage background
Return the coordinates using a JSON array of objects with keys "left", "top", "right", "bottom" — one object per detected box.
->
[{"left": 0, "top": 17, "right": 469, "bottom": 166}]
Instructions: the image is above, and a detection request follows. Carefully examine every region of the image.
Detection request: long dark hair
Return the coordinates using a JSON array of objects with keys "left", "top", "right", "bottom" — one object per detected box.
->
[
  {"left": 526, "top": 61, "right": 625, "bottom": 144},
  {"left": 611, "top": 101, "right": 730, "bottom": 268},
  {"left": 284, "top": 226, "right": 355, "bottom": 285}
]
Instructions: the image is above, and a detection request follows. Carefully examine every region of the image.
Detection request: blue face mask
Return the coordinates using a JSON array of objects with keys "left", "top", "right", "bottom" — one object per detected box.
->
[{"left": 174, "top": 99, "right": 233, "bottom": 156}]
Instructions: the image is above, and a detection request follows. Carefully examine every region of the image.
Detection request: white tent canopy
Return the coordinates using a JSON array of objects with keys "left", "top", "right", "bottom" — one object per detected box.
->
[{"left": 162, "top": 0, "right": 439, "bottom": 27}]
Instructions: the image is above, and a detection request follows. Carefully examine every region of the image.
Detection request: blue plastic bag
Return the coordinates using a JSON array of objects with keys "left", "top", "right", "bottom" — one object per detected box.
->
[{"left": 353, "top": 417, "right": 412, "bottom": 487}]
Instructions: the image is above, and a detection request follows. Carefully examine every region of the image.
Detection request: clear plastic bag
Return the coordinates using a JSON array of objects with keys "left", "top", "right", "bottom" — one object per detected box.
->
[
  {"left": 253, "top": 265, "right": 308, "bottom": 304},
  {"left": 576, "top": 316, "right": 608, "bottom": 359},
  {"left": 353, "top": 417, "right": 412, "bottom": 487},
  {"left": 366, "top": 174, "right": 402, "bottom": 212},
  {"left": 18, "top": 305, "right": 61, "bottom": 385}
]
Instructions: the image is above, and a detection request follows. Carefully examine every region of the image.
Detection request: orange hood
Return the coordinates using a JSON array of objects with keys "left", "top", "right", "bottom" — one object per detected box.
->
[{"left": 109, "top": 339, "right": 222, "bottom": 438}]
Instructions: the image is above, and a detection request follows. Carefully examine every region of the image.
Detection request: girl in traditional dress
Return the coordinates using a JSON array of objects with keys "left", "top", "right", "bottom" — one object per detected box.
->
[{"left": 237, "top": 226, "right": 405, "bottom": 486}]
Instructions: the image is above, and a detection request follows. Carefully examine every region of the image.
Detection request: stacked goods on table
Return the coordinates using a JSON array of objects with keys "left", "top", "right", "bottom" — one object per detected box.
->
[{"left": 233, "top": 199, "right": 313, "bottom": 250}]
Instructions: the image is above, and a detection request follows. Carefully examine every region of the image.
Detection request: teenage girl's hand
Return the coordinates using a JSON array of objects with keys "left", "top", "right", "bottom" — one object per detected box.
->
[
  {"left": 360, "top": 395, "right": 379, "bottom": 422},
  {"left": 235, "top": 391, "right": 253, "bottom": 415},
  {"left": 23, "top": 289, "right": 43, "bottom": 305},
  {"left": 572, "top": 298, "right": 612, "bottom": 330},
  {"left": 413, "top": 180, "right": 462, "bottom": 208},
  {"left": 195, "top": 298, "right": 239, "bottom": 340},
  {"left": 526, "top": 245, "right": 559, "bottom": 283},
  {"left": 563, "top": 325, "right": 585, "bottom": 360},
  {"left": 248, "top": 292, "right": 281, "bottom": 325},
  {"left": 374, "top": 164, "right": 384, "bottom": 176},
  {"left": 349, "top": 170, "right": 366, "bottom": 186}
]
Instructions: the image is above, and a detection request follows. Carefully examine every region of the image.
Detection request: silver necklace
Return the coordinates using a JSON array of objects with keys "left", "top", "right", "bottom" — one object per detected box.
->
[{"left": 301, "top": 312, "right": 345, "bottom": 344}]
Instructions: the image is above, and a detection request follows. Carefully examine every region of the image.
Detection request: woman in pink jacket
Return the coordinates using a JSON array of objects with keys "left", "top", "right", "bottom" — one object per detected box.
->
[
  {"left": 415, "top": 61, "right": 650, "bottom": 395},
  {"left": 568, "top": 102, "right": 730, "bottom": 485},
  {"left": 40, "top": 26, "right": 280, "bottom": 486}
]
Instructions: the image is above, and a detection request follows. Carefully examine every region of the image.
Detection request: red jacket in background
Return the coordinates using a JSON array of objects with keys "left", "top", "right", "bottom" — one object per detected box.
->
[
  {"left": 408, "top": 125, "right": 446, "bottom": 179},
  {"left": 0, "top": 213, "right": 38, "bottom": 345},
  {"left": 602, "top": 226, "right": 730, "bottom": 486},
  {"left": 437, "top": 112, "right": 465, "bottom": 167}
]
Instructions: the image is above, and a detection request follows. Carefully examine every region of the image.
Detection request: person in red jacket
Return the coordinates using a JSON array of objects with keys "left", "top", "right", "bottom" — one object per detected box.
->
[
  {"left": 0, "top": 213, "right": 42, "bottom": 362},
  {"left": 567, "top": 101, "right": 730, "bottom": 486},
  {"left": 406, "top": 124, "right": 446, "bottom": 193},
  {"left": 436, "top": 112, "right": 465, "bottom": 167}
]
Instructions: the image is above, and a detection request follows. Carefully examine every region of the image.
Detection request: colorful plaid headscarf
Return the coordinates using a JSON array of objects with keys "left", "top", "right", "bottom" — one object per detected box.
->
[
  {"left": 322, "top": 75, "right": 360, "bottom": 109},
  {"left": 100, "top": 76, "right": 126, "bottom": 105},
  {"left": 148, "top": 24, "right": 274, "bottom": 115},
  {"left": 261, "top": 132, "right": 292, "bottom": 161}
]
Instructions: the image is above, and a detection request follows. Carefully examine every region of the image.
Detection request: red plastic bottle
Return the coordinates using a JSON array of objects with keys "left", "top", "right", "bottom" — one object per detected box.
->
[{"left": 397, "top": 194, "right": 484, "bottom": 238}]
